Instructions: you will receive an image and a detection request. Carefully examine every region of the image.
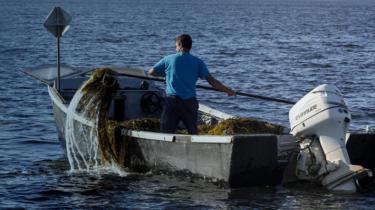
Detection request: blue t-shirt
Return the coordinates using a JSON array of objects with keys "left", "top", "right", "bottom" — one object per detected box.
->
[{"left": 153, "top": 52, "right": 209, "bottom": 99}]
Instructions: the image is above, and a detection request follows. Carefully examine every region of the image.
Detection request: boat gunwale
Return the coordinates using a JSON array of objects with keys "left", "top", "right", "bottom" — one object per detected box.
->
[
  {"left": 120, "top": 128, "right": 235, "bottom": 143},
  {"left": 48, "top": 85, "right": 95, "bottom": 127}
]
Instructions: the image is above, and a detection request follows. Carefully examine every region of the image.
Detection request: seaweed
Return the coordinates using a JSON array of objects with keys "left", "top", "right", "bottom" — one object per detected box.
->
[
  {"left": 109, "top": 117, "right": 284, "bottom": 136},
  {"left": 202, "top": 117, "right": 284, "bottom": 135},
  {"left": 72, "top": 68, "right": 121, "bottom": 167},
  {"left": 119, "top": 118, "right": 160, "bottom": 132}
]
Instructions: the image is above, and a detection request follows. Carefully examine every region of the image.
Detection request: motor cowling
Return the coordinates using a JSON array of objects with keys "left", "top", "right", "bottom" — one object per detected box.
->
[{"left": 289, "top": 84, "right": 371, "bottom": 193}]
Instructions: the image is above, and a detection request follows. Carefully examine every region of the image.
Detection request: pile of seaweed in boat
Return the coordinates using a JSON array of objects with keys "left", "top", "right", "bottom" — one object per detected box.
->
[
  {"left": 198, "top": 117, "right": 284, "bottom": 135},
  {"left": 105, "top": 117, "right": 284, "bottom": 135}
]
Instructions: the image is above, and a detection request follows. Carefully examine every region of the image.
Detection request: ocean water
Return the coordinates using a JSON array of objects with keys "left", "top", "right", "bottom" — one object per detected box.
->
[{"left": 1, "top": 0, "right": 375, "bottom": 208}]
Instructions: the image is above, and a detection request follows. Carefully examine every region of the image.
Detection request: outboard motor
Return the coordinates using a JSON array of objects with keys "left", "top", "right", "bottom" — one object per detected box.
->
[{"left": 289, "top": 84, "right": 371, "bottom": 193}]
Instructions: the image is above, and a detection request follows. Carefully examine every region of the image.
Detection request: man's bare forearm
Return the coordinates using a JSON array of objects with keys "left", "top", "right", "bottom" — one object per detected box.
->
[{"left": 206, "top": 74, "right": 236, "bottom": 96}]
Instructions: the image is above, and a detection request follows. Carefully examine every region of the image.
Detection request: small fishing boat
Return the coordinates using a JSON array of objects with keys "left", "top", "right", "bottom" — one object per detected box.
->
[
  {"left": 24, "top": 65, "right": 375, "bottom": 192},
  {"left": 23, "top": 6, "right": 375, "bottom": 193},
  {"left": 24, "top": 65, "right": 290, "bottom": 187}
]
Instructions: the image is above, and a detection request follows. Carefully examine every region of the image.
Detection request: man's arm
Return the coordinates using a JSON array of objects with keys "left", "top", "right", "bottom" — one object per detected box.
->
[{"left": 205, "top": 74, "right": 236, "bottom": 96}]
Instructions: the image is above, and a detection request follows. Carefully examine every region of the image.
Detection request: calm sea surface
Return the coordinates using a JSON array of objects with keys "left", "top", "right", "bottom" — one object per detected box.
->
[{"left": 1, "top": 0, "right": 375, "bottom": 208}]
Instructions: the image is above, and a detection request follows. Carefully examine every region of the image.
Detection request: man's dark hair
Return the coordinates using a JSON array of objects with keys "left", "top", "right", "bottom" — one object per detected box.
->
[{"left": 176, "top": 34, "right": 192, "bottom": 50}]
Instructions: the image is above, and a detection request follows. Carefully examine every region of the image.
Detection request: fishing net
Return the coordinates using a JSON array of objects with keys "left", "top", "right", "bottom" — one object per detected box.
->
[{"left": 65, "top": 68, "right": 120, "bottom": 170}]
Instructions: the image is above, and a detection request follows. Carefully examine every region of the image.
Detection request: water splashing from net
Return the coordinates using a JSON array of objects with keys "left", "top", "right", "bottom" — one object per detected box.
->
[
  {"left": 65, "top": 91, "right": 100, "bottom": 171},
  {"left": 63, "top": 68, "right": 127, "bottom": 175}
]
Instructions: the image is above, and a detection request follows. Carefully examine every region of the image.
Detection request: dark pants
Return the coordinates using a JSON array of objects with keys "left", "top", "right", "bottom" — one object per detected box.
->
[{"left": 160, "top": 96, "right": 199, "bottom": 134}]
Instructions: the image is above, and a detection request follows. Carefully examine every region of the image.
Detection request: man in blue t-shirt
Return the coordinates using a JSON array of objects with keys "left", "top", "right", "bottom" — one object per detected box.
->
[{"left": 148, "top": 34, "right": 236, "bottom": 134}]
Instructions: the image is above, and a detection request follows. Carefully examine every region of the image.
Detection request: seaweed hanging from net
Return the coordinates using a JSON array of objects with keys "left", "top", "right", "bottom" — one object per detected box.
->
[{"left": 65, "top": 67, "right": 121, "bottom": 170}]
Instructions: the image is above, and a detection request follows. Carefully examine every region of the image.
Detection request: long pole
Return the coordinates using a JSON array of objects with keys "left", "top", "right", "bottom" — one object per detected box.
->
[
  {"left": 117, "top": 72, "right": 296, "bottom": 105},
  {"left": 57, "top": 36, "right": 61, "bottom": 91},
  {"left": 195, "top": 84, "right": 295, "bottom": 104},
  {"left": 56, "top": 7, "right": 61, "bottom": 92}
]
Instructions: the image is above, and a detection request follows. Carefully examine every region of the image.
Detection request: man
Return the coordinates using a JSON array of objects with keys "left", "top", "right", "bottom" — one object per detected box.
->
[{"left": 148, "top": 34, "right": 236, "bottom": 134}]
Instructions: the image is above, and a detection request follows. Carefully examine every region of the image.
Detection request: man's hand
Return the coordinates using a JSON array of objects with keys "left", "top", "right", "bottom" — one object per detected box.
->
[{"left": 146, "top": 68, "right": 155, "bottom": 76}]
